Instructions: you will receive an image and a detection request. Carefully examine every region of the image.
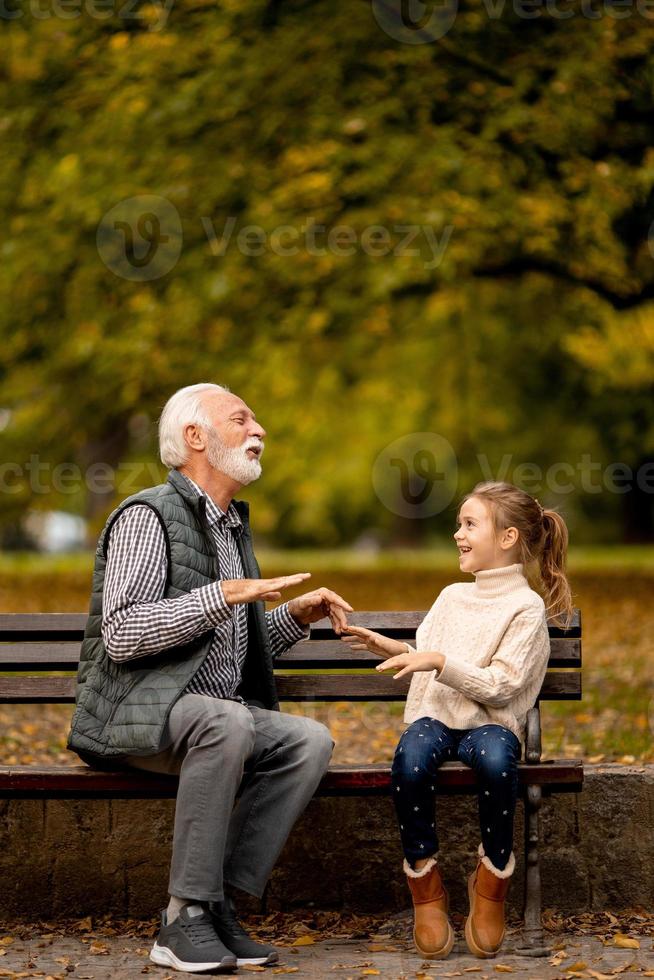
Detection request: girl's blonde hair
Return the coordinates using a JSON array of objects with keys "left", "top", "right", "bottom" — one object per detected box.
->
[{"left": 459, "top": 481, "right": 574, "bottom": 628}]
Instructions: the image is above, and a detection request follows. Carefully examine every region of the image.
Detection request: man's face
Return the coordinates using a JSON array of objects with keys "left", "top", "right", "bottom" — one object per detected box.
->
[
  {"left": 202, "top": 392, "right": 266, "bottom": 486},
  {"left": 204, "top": 392, "right": 266, "bottom": 452}
]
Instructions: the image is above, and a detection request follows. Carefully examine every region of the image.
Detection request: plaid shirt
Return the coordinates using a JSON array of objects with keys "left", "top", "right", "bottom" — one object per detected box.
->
[{"left": 101, "top": 473, "right": 307, "bottom": 699}]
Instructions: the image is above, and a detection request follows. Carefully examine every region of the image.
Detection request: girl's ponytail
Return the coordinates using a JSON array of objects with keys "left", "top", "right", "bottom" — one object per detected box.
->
[{"left": 540, "top": 509, "right": 574, "bottom": 629}]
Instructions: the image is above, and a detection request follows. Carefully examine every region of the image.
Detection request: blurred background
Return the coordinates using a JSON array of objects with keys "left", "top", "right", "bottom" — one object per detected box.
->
[{"left": 1, "top": 4, "right": 654, "bottom": 765}]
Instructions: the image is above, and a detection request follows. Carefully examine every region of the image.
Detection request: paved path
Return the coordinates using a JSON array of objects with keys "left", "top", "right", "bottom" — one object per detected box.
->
[{"left": 0, "top": 915, "right": 652, "bottom": 979}]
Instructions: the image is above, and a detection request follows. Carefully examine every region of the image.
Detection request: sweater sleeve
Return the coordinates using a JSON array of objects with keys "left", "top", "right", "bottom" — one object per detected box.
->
[{"left": 435, "top": 606, "right": 550, "bottom": 708}]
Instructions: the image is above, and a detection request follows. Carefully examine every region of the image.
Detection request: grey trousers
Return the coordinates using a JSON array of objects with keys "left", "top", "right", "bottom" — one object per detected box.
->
[{"left": 124, "top": 693, "right": 334, "bottom": 902}]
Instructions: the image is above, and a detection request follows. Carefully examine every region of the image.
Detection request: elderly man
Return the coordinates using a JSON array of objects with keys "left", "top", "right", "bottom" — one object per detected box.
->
[{"left": 67, "top": 383, "right": 349, "bottom": 975}]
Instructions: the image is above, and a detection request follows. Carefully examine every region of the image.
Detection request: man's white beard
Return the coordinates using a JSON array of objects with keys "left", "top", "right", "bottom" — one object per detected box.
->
[{"left": 206, "top": 429, "right": 263, "bottom": 485}]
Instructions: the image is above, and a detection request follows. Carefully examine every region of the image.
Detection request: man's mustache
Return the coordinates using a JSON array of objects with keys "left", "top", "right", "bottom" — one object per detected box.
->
[{"left": 243, "top": 440, "right": 265, "bottom": 459}]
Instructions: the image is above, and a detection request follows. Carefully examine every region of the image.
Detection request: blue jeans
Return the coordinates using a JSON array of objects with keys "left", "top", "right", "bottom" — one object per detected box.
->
[{"left": 391, "top": 717, "right": 521, "bottom": 872}]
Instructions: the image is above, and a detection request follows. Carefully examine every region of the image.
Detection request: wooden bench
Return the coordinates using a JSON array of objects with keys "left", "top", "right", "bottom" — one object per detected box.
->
[{"left": 0, "top": 610, "right": 582, "bottom": 956}]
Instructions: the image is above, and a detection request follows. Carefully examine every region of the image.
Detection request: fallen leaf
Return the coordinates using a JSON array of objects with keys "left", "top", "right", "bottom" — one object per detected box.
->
[
  {"left": 291, "top": 936, "right": 315, "bottom": 946},
  {"left": 612, "top": 934, "right": 639, "bottom": 949},
  {"left": 494, "top": 968, "right": 514, "bottom": 974},
  {"left": 89, "top": 941, "right": 110, "bottom": 955}
]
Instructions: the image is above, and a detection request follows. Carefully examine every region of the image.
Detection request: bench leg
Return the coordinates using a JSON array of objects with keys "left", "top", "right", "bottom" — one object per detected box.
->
[{"left": 515, "top": 785, "right": 551, "bottom": 957}]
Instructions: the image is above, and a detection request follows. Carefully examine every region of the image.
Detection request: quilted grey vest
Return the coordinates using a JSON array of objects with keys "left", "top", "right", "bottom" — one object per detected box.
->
[{"left": 67, "top": 468, "right": 278, "bottom": 766}]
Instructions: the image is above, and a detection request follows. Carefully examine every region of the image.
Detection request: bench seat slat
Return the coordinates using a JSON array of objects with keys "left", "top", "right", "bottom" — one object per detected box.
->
[
  {"left": 0, "top": 760, "right": 584, "bottom": 799},
  {"left": 0, "top": 671, "right": 581, "bottom": 703}
]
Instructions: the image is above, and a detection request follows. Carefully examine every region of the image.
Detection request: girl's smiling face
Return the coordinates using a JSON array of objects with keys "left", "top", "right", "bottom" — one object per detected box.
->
[{"left": 454, "top": 495, "right": 520, "bottom": 573}]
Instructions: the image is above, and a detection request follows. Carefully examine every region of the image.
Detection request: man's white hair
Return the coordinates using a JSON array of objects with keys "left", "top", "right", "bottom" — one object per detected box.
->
[{"left": 158, "top": 382, "right": 231, "bottom": 468}]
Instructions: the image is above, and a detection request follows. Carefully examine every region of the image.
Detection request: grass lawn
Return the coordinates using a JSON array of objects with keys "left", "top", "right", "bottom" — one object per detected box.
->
[{"left": 0, "top": 548, "right": 652, "bottom": 766}]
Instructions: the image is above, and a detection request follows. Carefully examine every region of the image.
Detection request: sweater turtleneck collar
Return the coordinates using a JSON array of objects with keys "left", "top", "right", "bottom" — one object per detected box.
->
[{"left": 472, "top": 563, "right": 528, "bottom": 598}]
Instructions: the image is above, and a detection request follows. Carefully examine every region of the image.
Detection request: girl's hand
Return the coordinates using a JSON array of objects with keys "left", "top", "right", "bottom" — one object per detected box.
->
[
  {"left": 376, "top": 651, "right": 441, "bottom": 679},
  {"left": 340, "top": 624, "right": 407, "bottom": 659}
]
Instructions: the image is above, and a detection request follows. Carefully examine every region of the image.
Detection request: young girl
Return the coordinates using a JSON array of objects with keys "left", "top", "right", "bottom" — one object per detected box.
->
[{"left": 342, "top": 481, "right": 573, "bottom": 960}]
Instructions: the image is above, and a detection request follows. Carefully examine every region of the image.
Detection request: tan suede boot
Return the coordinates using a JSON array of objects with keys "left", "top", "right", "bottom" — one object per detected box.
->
[
  {"left": 405, "top": 856, "right": 455, "bottom": 959},
  {"left": 465, "top": 844, "right": 515, "bottom": 958}
]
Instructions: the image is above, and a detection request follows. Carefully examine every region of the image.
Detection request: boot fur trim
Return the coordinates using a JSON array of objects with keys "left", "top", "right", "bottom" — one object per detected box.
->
[
  {"left": 403, "top": 855, "right": 439, "bottom": 878},
  {"left": 478, "top": 842, "right": 515, "bottom": 879}
]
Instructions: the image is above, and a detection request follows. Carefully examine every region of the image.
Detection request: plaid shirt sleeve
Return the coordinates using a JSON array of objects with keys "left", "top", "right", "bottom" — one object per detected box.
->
[
  {"left": 102, "top": 505, "right": 231, "bottom": 662},
  {"left": 265, "top": 604, "right": 310, "bottom": 658}
]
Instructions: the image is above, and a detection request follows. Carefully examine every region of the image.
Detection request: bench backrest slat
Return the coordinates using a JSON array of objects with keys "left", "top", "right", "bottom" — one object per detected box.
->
[
  {"left": 0, "top": 609, "right": 582, "bottom": 641},
  {"left": 0, "top": 636, "right": 580, "bottom": 671},
  {"left": 0, "top": 671, "right": 581, "bottom": 704},
  {"left": 0, "top": 610, "right": 581, "bottom": 704}
]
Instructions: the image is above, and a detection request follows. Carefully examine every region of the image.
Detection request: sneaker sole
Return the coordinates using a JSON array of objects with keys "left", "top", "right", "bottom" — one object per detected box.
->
[
  {"left": 150, "top": 942, "right": 237, "bottom": 973},
  {"left": 237, "top": 953, "right": 279, "bottom": 966}
]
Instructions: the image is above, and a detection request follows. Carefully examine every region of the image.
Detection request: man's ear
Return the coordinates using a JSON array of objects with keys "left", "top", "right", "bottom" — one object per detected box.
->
[
  {"left": 500, "top": 526, "right": 519, "bottom": 551},
  {"left": 183, "top": 423, "right": 207, "bottom": 452}
]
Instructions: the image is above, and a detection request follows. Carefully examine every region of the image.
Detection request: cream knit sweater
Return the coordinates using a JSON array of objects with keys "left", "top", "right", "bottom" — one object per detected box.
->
[{"left": 404, "top": 563, "right": 551, "bottom": 746}]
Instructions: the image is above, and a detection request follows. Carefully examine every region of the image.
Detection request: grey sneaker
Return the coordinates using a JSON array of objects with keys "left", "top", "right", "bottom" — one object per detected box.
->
[
  {"left": 150, "top": 903, "right": 238, "bottom": 973},
  {"left": 209, "top": 897, "right": 279, "bottom": 966}
]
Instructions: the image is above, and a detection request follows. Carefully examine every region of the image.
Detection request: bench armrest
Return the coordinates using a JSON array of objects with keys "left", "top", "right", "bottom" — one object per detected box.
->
[{"left": 525, "top": 704, "right": 542, "bottom": 764}]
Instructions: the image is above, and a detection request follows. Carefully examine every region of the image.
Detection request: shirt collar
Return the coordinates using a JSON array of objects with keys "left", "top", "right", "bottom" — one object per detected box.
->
[{"left": 179, "top": 473, "right": 243, "bottom": 533}]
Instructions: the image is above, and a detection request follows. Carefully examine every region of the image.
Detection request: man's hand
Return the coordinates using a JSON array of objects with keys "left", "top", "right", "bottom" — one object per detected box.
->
[
  {"left": 222, "top": 573, "right": 312, "bottom": 605},
  {"left": 376, "top": 650, "right": 445, "bottom": 679},
  {"left": 340, "top": 624, "right": 406, "bottom": 659},
  {"left": 287, "top": 587, "right": 354, "bottom": 634}
]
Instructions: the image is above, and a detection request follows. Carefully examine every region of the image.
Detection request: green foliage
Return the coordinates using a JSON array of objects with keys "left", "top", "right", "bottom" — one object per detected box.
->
[{"left": 2, "top": 6, "right": 654, "bottom": 543}]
